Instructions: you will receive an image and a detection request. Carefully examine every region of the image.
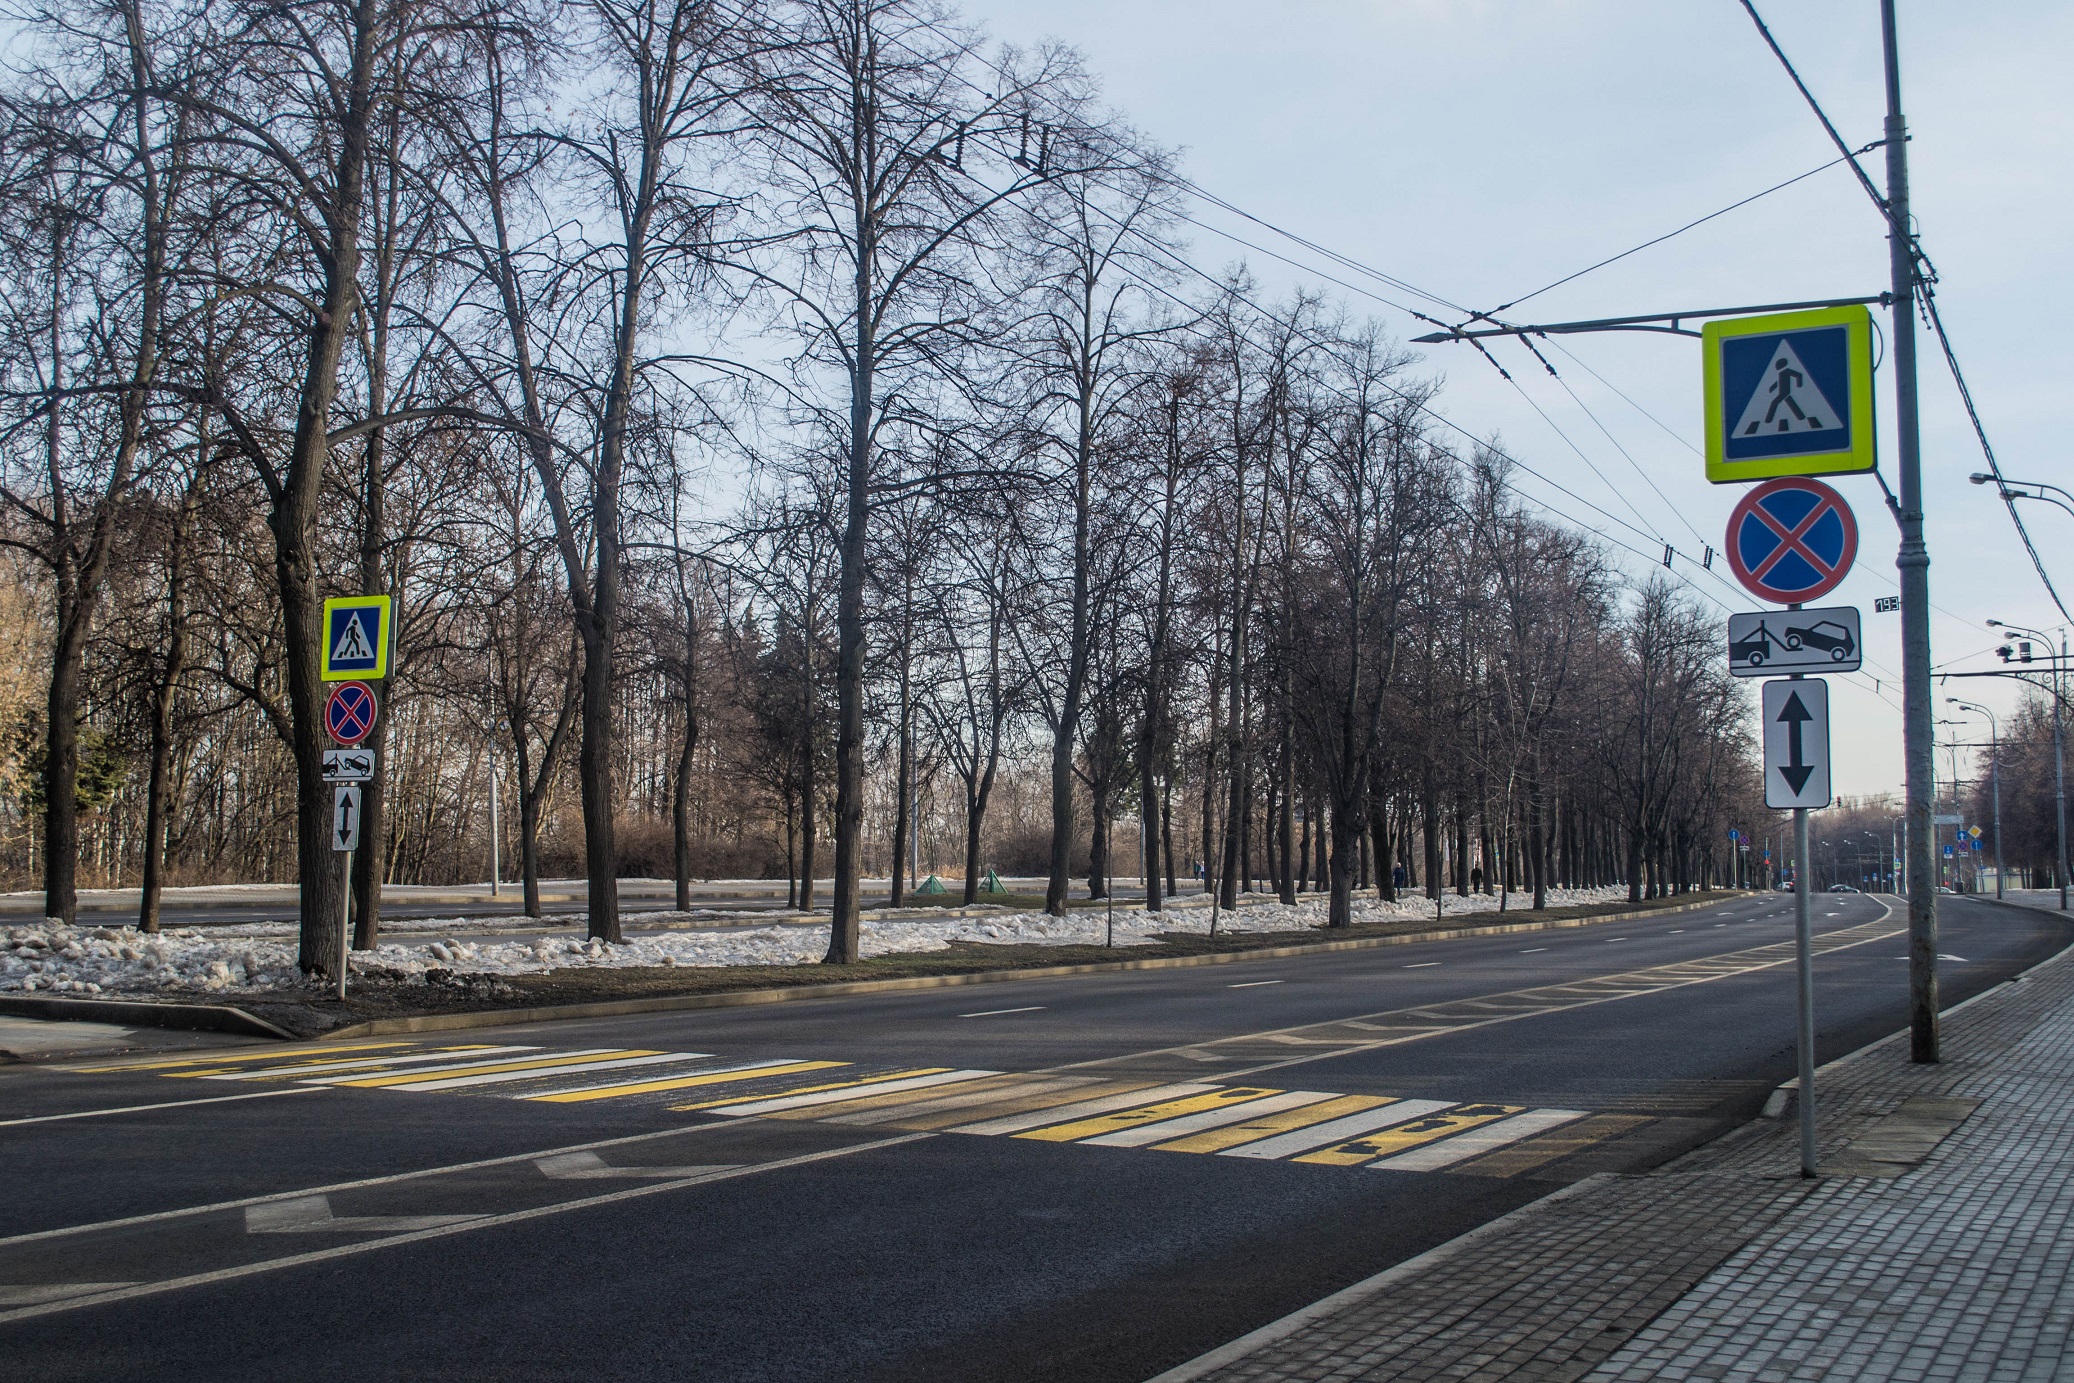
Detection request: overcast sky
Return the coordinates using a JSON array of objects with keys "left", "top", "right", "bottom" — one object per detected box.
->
[{"left": 957, "top": 0, "right": 2073, "bottom": 810}]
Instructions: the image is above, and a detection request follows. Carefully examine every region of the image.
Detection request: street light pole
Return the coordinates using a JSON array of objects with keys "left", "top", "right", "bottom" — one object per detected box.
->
[
  {"left": 1988, "top": 620, "right": 2069, "bottom": 909},
  {"left": 1880, "top": 0, "right": 1937, "bottom": 1062},
  {"left": 1951, "top": 701, "right": 2003, "bottom": 900}
]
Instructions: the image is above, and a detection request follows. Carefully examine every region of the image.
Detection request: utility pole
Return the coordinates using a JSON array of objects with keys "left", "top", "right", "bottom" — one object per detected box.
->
[
  {"left": 1883, "top": 0, "right": 1938, "bottom": 1063},
  {"left": 2060, "top": 636, "right": 2069, "bottom": 908}
]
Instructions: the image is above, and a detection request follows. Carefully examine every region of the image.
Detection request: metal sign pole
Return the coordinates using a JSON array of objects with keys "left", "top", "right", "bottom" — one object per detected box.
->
[
  {"left": 1794, "top": 802, "right": 1817, "bottom": 1177},
  {"left": 337, "top": 845, "right": 353, "bottom": 1003}
]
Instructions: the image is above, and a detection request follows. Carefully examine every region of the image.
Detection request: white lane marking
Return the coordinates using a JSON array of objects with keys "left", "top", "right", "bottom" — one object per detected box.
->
[
  {"left": 1404, "top": 962, "right": 1440, "bottom": 969},
  {"left": 1367, "top": 1109, "right": 1590, "bottom": 1172},
  {"left": 199, "top": 1046, "right": 541, "bottom": 1081},
  {"left": 712, "top": 1069, "right": 1000, "bottom": 1116},
  {"left": 1714, "top": 923, "right": 1728, "bottom": 927},
  {"left": 298, "top": 1048, "right": 628, "bottom": 1086},
  {"left": 960, "top": 1006, "right": 1046, "bottom": 1018},
  {"left": 1940, "top": 954, "right": 1970, "bottom": 962},
  {"left": 385, "top": 1050, "right": 715, "bottom": 1093},
  {"left": 0, "top": 1284, "right": 138, "bottom": 1308},
  {"left": 534, "top": 1151, "right": 739, "bottom": 1180},
  {"left": 1518, "top": 948, "right": 1548, "bottom": 954},
  {"left": 1228, "top": 980, "right": 1284, "bottom": 989},
  {"left": 0, "top": 1088, "right": 324, "bottom": 1130},
  {"left": 1605, "top": 937, "right": 1629, "bottom": 942},
  {"left": 953, "top": 1083, "right": 1220, "bottom": 1137},
  {"left": 1079, "top": 1091, "right": 1339, "bottom": 1149},
  {"left": 0, "top": 1133, "right": 931, "bottom": 1325},
  {"left": 245, "top": 1195, "right": 483, "bottom": 1235},
  {"left": 517, "top": 1055, "right": 811, "bottom": 1100},
  {"left": 1221, "top": 1100, "right": 1457, "bottom": 1160},
  {"left": 1668, "top": 930, "right": 1686, "bottom": 935},
  {"left": 0, "top": 1121, "right": 746, "bottom": 1250}
]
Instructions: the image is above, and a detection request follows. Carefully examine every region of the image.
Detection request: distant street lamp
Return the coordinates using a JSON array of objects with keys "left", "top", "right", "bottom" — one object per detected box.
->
[
  {"left": 1949, "top": 700, "right": 2004, "bottom": 900},
  {"left": 1972, "top": 473, "right": 2074, "bottom": 524},
  {"left": 1989, "top": 619, "right": 2069, "bottom": 909}
]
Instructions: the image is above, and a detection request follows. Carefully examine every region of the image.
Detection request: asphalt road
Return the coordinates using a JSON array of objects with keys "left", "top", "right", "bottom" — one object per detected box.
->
[{"left": 0, "top": 891, "right": 2063, "bottom": 1383}]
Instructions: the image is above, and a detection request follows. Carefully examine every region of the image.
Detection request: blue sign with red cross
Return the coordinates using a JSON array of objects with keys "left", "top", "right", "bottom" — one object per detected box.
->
[
  {"left": 324, "top": 681, "right": 379, "bottom": 746},
  {"left": 1724, "top": 476, "right": 1858, "bottom": 605}
]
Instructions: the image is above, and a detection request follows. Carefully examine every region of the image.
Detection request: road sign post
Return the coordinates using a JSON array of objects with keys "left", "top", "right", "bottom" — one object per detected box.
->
[
  {"left": 325, "top": 682, "right": 379, "bottom": 747},
  {"left": 322, "top": 748, "right": 376, "bottom": 783},
  {"left": 332, "top": 783, "right": 361, "bottom": 1002},
  {"left": 1703, "top": 304, "right": 1877, "bottom": 484},
  {"left": 1793, "top": 801, "right": 1817, "bottom": 1177},
  {"left": 320, "top": 595, "right": 393, "bottom": 681},
  {"left": 1727, "top": 605, "right": 1861, "bottom": 676},
  {"left": 1763, "top": 679, "right": 1832, "bottom": 810},
  {"left": 1725, "top": 478, "right": 1859, "bottom": 605},
  {"left": 1758, "top": 674, "right": 1830, "bottom": 1178}
]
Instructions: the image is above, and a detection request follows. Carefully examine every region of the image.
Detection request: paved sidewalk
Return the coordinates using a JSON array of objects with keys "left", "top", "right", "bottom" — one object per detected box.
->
[{"left": 1153, "top": 913, "right": 2074, "bottom": 1383}]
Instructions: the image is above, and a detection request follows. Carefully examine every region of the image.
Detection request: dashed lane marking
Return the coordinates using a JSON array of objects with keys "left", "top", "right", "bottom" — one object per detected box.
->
[
  {"left": 0, "top": 1088, "right": 324, "bottom": 1129},
  {"left": 1229, "top": 980, "right": 1284, "bottom": 988},
  {"left": 959, "top": 1005, "right": 1046, "bottom": 1017}
]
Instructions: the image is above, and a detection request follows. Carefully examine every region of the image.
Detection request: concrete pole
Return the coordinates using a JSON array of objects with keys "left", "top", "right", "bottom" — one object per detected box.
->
[
  {"left": 1795, "top": 804, "right": 1817, "bottom": 1177},
  {"left": 1883, "top": 0, "right": 1938, "bottom": 1063},
  {"left": 2058, "top": 642, "right": 2068, "bottom": 910}
]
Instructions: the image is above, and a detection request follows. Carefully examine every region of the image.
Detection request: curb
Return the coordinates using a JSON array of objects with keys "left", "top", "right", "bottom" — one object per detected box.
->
[
  {"left": 318, "top": 895, "right": 1738, "bottom": 1040},
  {"left": 0, "top": 995, "right": 297, "bottom": 1040},
  {"left": 1759, "top": 894, "right": 2074, "bottom": 1116},
  {"left": 1143, "top": 1174, "right": 1621, "bottom": 1383}
]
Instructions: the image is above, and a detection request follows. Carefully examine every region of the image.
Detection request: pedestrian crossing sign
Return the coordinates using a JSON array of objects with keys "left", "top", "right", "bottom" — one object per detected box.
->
[
  {"left": 1702, "top": 304, "right": 1875, "bottom": 483},
  {"left": 320, "top": 595, "right": 392, "bottom": 681}
]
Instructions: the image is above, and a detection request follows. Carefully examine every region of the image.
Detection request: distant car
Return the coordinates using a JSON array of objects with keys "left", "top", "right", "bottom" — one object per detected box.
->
[
  {"left": 1827, "top": 884, "right": 1860, "bottom": 893},
  {"left": 1785, "top": 620, "right": 1857, "bottom": 661}
]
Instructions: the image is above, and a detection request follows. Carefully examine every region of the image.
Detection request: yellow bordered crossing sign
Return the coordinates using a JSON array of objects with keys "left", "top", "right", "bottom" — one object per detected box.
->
[
  {"left": 320, "top": 595, "right": 392, "bottom": 681},
  {"left": 1703, "top": 304, "right": 1875, "bottom": 484}
]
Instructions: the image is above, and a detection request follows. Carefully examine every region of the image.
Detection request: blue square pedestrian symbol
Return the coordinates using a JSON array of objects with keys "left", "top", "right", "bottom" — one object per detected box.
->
[
  {"left": 320, "top": 595, "right": 392, "bottom": 681},
  {"left": 1702, "top": 305, "right": 1875, "bottom": 483},
  {"left": 1722, "top": 328, "right": 1850, "bottom": 461}
]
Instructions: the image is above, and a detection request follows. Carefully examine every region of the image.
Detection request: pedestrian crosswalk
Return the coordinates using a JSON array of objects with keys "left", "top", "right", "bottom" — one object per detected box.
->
[{"left": 72, "top": 1040, "right": 1632, "bottom": 1177}]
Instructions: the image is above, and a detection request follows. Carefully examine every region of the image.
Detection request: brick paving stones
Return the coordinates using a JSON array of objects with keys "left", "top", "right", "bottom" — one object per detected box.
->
[{"left": 1154, "top": 920, "right": 2074, "bottom": 1383}]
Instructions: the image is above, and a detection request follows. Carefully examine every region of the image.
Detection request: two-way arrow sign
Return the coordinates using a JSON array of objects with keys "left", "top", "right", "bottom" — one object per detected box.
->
[
  {"left": 1762, "top": 679, "right": 1831, "bottom": 809},
  {"left": 332, "top": 784, "right": 362, "bottom": 853}
]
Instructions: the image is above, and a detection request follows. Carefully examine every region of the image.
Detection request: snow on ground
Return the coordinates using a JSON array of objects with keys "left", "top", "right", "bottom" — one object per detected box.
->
[{"left": 0, "top": 886, "right": 1628, "bottom": 998}]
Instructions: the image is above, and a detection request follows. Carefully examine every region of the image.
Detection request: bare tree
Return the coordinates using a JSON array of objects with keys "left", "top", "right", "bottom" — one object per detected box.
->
[{"left": 739, "top": 0, "right": 1096, "bottom": 959}]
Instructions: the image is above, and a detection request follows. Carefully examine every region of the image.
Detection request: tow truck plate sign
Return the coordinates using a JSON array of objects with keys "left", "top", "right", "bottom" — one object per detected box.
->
[{"left": 1726, "top": 605, "right": 1861, "bottom": 676}]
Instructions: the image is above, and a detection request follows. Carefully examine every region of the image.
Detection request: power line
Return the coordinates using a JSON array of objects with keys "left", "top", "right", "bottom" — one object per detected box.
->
[
  {"left": 1483, "top": 149, "right": 1878, "bottom": 318},
  {"left": 1736, "top": 1, "right": 2066, "bottom": 630}
]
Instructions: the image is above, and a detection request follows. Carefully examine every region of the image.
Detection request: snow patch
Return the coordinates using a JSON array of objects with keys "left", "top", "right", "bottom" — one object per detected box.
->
[{"left": 0, "top": 886, "right": 1630, "bottom": 998}]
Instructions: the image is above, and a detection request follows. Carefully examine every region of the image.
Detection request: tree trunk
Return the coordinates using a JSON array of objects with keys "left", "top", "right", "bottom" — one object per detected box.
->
[{"left": 140, "top": 472, "right": 200, "bottom": 934}]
